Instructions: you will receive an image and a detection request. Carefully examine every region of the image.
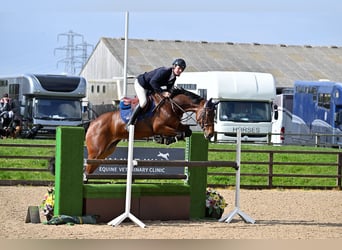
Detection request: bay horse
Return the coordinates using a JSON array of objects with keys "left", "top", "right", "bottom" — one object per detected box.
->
[{"left": 85, "top": 87, "right": 217, "bottom": 174}]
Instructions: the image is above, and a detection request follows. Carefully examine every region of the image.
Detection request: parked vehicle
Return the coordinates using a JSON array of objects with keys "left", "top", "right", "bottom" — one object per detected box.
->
[
  {"left": 175, "top": 71, "right": 278, "bottom": 142},
  {"left": 0, "top": 74, "right": 90, "bottom": 138},
  {"left": 291, "top": 80, "right": 342, "bottom": 146},
  {"left": 271, "top": 88, "right": 294, "bottom": 144}
]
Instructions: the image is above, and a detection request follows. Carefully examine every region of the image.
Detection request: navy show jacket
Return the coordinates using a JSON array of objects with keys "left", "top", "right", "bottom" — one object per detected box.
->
[{"left": 137, "top": 67, "right": 176, "bottom": 93}]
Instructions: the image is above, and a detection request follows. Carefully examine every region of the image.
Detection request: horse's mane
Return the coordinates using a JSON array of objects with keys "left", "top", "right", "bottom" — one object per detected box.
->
[{"left": 169, "top": 87, "right": 203, "bottom": 104}]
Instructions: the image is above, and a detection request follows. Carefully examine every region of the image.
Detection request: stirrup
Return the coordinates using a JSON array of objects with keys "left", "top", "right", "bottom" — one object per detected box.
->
[{"left": 126, "top": 106, "right": 142, "bottom": 131}]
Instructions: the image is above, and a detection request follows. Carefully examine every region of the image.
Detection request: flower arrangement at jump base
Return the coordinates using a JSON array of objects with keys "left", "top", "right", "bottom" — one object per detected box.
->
[
  {"left": 40, "top": 187, "right": 55, "bottom": 221},
  {"left": 205, "top": 188, "right": 228, "bottom": 219},
  {"left": 39, "top": 187, "right": 98, "bottom": 225}
]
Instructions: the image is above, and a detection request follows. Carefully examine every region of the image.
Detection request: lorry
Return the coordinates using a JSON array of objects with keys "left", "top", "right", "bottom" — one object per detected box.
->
[
  {"left": 0, "top": 74, "right": 89, "bottom": 138},
  {"left": 175, "top": 71, "right": 277, "bottom": 142},
  {"left": 290, "top": 80, "right": 342, "bottom": 146},
  {"left": 271, "top": 88, "right": 294, "bottom": 144}
]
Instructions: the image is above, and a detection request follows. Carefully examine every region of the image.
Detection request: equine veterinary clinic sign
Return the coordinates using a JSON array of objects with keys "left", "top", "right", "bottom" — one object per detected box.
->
[{"left": 84, "top": 147, "right": 185, "bottom": 176}]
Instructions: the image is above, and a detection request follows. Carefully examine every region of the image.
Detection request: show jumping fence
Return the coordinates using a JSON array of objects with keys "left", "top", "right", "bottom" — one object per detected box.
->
[
  {"left": 52, "top": 126, "right": 254, "bottom": 224},
  {"left": 52, "top": 127, "right": 241, "bottom": 221}
]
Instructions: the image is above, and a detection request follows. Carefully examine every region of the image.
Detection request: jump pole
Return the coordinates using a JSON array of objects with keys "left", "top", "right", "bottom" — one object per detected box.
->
[
  {"left": 219, "top": 129, "right": 255, "bottom": 224},
  {"left": 107, "top": 124, "right": 146, "bottom": 228}
]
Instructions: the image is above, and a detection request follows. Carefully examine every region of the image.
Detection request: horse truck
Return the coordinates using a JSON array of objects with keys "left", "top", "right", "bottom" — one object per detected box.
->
[
  {"left": 271, "top": 88, "right": 294, "bottom": 145},
  {"left": 0, "top": 74, "right": 90, "bottom": 138},
  {"left": 175, "top": 71, "right": 278, "bottom": 143}
]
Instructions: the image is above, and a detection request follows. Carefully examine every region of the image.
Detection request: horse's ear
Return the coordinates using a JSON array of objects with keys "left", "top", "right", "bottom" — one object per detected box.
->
[
  {"left": 206, "top": 98, "right": 220, "bottom": 109},
  {"left": 205, "top": 98, "right": 212, "bottom": 108},
  {"left": 207, "top": 98, "right": 219, "bottom": 108}
]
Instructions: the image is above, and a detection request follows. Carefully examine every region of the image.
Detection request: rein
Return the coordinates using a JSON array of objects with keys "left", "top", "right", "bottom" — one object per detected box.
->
[
  {"left": 166, "top": 96, "right": 214, "bottom": 130},
  {"left": 152, "top": 94, "right": 193, "bottom": 122},
  {"left": 151, "top": 93, "right": 167, "bottom": 113},
  {"left": 168, "top": 98, "right": 195, "bottom": 122},
  {"left": 151, "top": 90, "right": 215, "bottom": 130}
]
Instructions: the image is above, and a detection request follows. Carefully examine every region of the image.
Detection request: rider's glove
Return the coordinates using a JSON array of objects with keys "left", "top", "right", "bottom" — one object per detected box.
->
[{"left": 162, "top": 92, "right": 171, "bottom": 98}]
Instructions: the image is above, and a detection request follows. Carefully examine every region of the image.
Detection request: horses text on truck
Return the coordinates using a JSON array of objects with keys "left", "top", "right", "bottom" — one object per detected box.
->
[
  {"left": 175, "top": 71, "right": 278, "bottom": 142},
  {"left": 0, "top": 74, "right": 89, "bottom": 138}
]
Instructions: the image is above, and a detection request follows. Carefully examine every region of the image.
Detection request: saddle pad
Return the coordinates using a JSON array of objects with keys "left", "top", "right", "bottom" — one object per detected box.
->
[{"left": 119, "top": 100, "right": 155, "bottom": 123}]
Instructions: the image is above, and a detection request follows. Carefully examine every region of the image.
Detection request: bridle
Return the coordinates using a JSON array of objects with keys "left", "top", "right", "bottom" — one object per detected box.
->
[
  {"left": 155, "top": 93, "right": 216, "bottom": 131},
  {"left": 198, "top": 100, "right": 215, "bottom": 130}
]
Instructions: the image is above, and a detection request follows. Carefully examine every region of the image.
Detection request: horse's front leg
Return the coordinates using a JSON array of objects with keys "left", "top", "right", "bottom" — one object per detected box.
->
[
  {"left": 153, "top": 124, "right": 192, "bottom": 145},
  {"left": 176, "top": 124, "right": 192, "bottom": 137},
  {"left": 165, "top": 125, "right": 192, "bottom": 145},
  {"left": 153, "top": 123, "right": 179, "bottom": 137}
]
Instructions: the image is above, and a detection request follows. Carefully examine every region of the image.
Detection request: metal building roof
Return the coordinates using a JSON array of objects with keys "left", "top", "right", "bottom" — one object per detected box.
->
[{"left": 92, "top": 37, "right": 342, "bottom": 89}]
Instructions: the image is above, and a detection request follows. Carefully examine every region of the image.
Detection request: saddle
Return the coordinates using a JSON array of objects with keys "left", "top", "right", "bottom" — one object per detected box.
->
[
  {"left": 119, "top": 96, "right": 155, "bottom": 123},
  {"left": 119, "top": 97, "right": 139, "bottom": 110}
]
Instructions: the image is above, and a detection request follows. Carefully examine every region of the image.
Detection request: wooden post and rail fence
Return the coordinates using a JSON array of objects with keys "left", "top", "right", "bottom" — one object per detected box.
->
[{"left": 0, "top": 142, "right": 341, "bottom": 189}]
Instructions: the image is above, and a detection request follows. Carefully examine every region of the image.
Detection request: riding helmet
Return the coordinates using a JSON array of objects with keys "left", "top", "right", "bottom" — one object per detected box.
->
[{"left": 172, "top": 58, "right": 186, "bottom": 70}]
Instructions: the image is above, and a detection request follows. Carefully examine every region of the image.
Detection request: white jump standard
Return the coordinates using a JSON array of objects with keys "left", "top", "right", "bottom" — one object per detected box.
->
[
  {"left": 219, "top": 130, "right": 255, "bottom": 224},
  {"left": 107, "top": 124, "right": 146, "bottom": 228}
]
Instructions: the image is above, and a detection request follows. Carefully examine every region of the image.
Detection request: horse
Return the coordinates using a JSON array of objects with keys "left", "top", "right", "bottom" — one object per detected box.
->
[{"left": 85, "top": 87, "right": 217, "bottom": 174}]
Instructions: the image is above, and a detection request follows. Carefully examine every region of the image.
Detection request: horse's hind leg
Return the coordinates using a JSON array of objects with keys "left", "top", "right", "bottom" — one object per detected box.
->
[{"left": 85, "top": 139, "right": 121, "bottom": 174}]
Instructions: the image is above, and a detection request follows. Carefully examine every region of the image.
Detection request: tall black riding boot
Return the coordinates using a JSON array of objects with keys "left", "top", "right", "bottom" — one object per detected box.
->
[{"left": 126, "top": 105, "right": 142, "bottom": 130}]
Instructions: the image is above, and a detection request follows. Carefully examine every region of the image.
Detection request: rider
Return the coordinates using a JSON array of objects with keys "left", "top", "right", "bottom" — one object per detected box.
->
[
  {"left": 126, "top": 58, "right": 187, "bottom": 128},
  {"left": 0, "top": 93, "right": 20, "bottom": 129}
]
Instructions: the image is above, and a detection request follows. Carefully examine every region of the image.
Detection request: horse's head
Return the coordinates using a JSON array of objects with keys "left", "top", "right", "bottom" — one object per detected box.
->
[
  {"left": 197, "top": 98, "right": 218, "bottom": 139},
  {"left": 158, "top": 87, "right": 218, "bottom": 140}
]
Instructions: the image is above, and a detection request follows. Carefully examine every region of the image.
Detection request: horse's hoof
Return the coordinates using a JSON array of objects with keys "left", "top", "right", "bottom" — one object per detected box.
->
[
  {"left": 185, "top": 129, "right": 192, "bottom": 137},
  {"left": 165, "top": 137, "right": 176, "bottom": 145},
  {"left": 153, "top": 135, "right": 164, "bottom": 144}
]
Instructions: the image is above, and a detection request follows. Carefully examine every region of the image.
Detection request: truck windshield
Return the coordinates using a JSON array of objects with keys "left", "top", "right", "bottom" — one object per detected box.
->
[
  {"left": 33, "top": 99, "right": 82, "bottom": 120},
  {"left": 219, "top": 101, "right": 271, "bottom": 122}
]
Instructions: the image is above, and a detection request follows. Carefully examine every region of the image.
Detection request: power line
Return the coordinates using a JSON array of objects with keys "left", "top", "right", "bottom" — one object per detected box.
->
[{"left": 54, "top": 30, "right": 93, "bottom": 75}]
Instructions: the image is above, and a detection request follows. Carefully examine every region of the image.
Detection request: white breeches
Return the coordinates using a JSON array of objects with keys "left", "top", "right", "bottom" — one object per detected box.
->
[{"left": 134, "top": 79, "right": 148, "bottom": 108}]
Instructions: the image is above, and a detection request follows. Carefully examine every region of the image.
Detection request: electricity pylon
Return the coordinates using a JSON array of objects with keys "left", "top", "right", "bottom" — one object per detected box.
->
[{"left": 54, "top": 30, "right": 93, "bottom": 75}]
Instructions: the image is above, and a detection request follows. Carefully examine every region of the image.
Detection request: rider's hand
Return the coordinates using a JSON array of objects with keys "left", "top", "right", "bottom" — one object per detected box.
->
[{"left": 162, "top": 92, "right": 171, "bottom": 98}]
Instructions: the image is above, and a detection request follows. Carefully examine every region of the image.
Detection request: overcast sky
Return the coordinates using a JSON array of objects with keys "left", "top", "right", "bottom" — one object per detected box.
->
[{"left": 1, "top": 0, "right": 342, "bottom": 75}]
